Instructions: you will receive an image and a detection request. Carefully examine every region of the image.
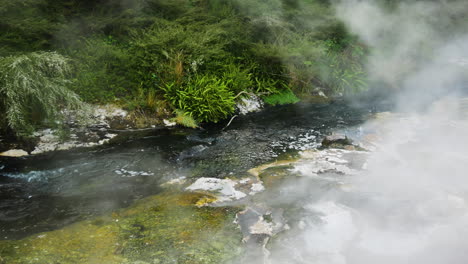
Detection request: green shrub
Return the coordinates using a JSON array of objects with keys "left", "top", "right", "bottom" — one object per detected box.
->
[
  {"left": 263, "top": 89, "right": 300, "bottom": 106},
  {"left": 0, "top": 0, "right": 57, "bottom": 55},
  {"left": 0, "top": 52, "right": 86, "bottom": 136},
  {"left": 162, "top": 76, "right": 235, "bottom": 123},
  {"left": 222, "top": 63, "right": 253, "bottom": 94},
  {"left": 68, "top": 38, "right": 135, "bottom": 103}
]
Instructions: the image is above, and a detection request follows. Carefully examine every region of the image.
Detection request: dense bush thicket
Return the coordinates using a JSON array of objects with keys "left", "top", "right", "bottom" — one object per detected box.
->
[{"left": 0, "top": 0, "right": 369, "bottom": 135}]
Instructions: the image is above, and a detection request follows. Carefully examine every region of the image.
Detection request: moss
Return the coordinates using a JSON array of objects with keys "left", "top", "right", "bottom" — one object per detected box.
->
[
  {"left": 0, "top": 192, "right": 243, "bottom": 264},
  {"left": 0, "top": 217, "right": 122, "bottom": 264},
  {"left": 195, "top": 196, "right": 218, "bottom": 207}
]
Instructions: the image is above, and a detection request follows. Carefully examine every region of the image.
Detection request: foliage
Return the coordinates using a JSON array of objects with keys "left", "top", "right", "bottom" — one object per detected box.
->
[
  {"left": 0, "top": 0, "right": 373, "bottom": 131},
  {"left": 320, "top": 40, "right": 368, "bottom": 94},
  {"left": 0, "top": 0, "right": 56, "bottom": 56},
  {"left": 222, "top": 63, "right": 253, "bottom": 94},
  {"left": 129, "top": 14, "right": 246, "bottom": 91},
  {"left": 263, "top": 89, "right": 300, "bottom": 106},
  {"left": 68, "top": 38, "right": 136, "bottom": 103},
  {"left": 0, "top": 52, "right": 86, "bottom": 136},
  {"left": 162, "top": 76, "right": 235, "bottom": 123},
  {"left": 171, "top": 109, "right": 198, "bottom": 128}
]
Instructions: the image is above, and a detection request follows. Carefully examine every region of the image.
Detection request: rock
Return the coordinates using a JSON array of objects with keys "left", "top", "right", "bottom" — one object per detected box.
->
[
  {"left": 321, "top": 133, "right": 353, "bottom": 149},
  {"left": 163, "top": 119, "right": 176, "bottom": 127},
  {"left": 318, "top": 91, "right": 328, "bottom": 98},
  {"left": 237, "top": 94, "right": 263, "bottom": 115},
  {"left": 250, "top": 183, "right": 265, "bottom": 195},
  {"left": 185, "top": 176, "right": 266, "bottom": 205},
  {"left": 235, "top": 206, "right": 287, "bottom": 246},
  {"left": 292, "top": 149, "right": 366, "bottom": 177},
  {"left": 108, "top": 118, "right": 132, "bottom": 130},
  {"left": 0, "top": 149, "right": 29, "bottom": 157},
  {"left": 186, "top": 178, "right": 247, "bottom": 202}
]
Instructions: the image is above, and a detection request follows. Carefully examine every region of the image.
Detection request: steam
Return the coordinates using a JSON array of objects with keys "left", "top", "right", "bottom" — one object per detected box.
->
[
  {"left": 336, "top": 0, "right": 468, "bottom": 105},
  {"left": 240, "top": 1, "right": 468, "bottom": 263},
  {"left": 331, "top": 1, "right": 468, "bottom": 262}
]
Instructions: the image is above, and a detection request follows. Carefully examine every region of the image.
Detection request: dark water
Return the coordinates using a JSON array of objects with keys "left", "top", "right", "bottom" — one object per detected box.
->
[{"left": 0, "top": 101, "right": 378, "bottom": 240}]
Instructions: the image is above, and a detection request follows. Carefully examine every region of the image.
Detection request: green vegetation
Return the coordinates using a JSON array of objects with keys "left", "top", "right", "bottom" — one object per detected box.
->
[
  {"left": 172, "top": 109, "right": 199, "bottom": 128},
  {"left": 0, "top": 0, "right": 369, "bottom": 135},
  {"left": 162, "top": 76, "right": 235, "bottom": 123},
  {"left": 0, "top": 52, "right": 86, "bottom": 137},
  {"left": 0, "top": 191, "right": 243, "bottom": 264},
  {"left": 263, "top": 89, "right": 300, "bottom": 106}
]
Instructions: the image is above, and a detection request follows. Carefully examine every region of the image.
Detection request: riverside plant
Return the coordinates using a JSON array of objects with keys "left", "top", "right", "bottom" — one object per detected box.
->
[
  {"left": 0, "top": 52, "right": 88, "bottom": 136},
  {"left": 162, "top": 76, "right": 235, "bottom": 123}
]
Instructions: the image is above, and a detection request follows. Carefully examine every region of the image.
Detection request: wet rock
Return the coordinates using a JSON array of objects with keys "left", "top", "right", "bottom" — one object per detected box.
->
[
  {"left": 16, "top": 105, "right": 138, "bottom": 155},
  {"left": 293, "top": 149, "right": 366, "bottom": 178},
  {"left": 186, "top": 178, "right": 247, "bottom": 203},
  {"left": 0, "top": 149, "right": 29, "bottom": 157},
  {"left": 236, "top": 206, "right": 287, "bottom": 239},
  {"left": 184, "top": 176, "right": 267, "bottom": 206},
  {"left": 163, "top": 119, "right": 176, "bottom": 127},
  {"left": 108, "top": 117, "right": 132, "bottom": 130},
  {"left": 237, "top": 94, "right": 263, "bottom": 115},
  {"left": 321, "top": 133, "right": 353, "bottom": 149},
  {"left": 235, "top": 205, "right": 288, "bottom": 264}
]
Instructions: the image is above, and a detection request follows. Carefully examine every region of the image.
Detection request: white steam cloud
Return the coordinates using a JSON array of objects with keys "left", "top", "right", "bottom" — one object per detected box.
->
[
  {"left": 243, "top": 1, "right": 468, "bottom": 264},
  {"left": 336, "top": 0, "right": 468, "bottom": 107}
]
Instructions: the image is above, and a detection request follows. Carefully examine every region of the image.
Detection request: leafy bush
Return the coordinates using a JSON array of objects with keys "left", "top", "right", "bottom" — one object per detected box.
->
[
  {"left": 130, "top": 16, "right": 238, "bottom": 90},
  {"left": 0, "top": 0, "right": 372, "bottom": 134},
  {"left": 68, "top": 38, "right": 136, "bottom": 103},
  {"left": 0, "top": 0, "right": 57, "bottom": 55},
  {"left": 221, "top": 63, "right": 253, "bottom": 94},
  {"left": 162, "top": 76, "right": 235, "bottom": 123},
  {"left": 0, "top": 52, "right": 86, "bottom": 136}
]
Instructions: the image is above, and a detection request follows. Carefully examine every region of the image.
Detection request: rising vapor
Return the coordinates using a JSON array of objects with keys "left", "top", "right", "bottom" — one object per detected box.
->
[{"left": 242, "top": 1, "right": 468, "bottom": 263}]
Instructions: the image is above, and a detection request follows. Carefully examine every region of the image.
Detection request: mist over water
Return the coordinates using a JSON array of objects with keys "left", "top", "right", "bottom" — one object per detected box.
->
[{"left": 256, "top": 1, "right": 468, "bottom": 263}]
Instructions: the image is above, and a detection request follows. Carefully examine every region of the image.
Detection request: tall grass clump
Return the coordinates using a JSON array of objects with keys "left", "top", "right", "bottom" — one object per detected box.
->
[{"left": 0, "top": 52, "right": 86, "bottom": 136}]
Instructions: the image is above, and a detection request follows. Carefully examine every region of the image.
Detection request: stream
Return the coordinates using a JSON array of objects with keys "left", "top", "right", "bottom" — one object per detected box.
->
[
  {"left": 2, "top": 97, "right": 468, "bottom": 264},
  {"left": 0, "top": 101, "right": 375, "bottom": 241}
]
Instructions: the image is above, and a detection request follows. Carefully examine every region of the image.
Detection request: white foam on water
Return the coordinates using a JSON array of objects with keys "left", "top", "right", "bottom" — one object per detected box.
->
[{"left": 3, "top": 168, "right": 65, "bottom": 182}]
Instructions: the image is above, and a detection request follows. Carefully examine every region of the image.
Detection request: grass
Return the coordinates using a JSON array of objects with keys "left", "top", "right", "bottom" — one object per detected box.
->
[{"left": 263, "top": 89, "right": 300, "bottom": 106}]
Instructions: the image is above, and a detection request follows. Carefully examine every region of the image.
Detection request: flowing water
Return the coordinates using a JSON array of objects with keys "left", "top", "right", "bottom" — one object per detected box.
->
[
  {"left": 2, "top": 97, "right": 467, "bottom": 264},
  {"left": 0, "top": 101, "right": 375, "bottom": 241}
]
